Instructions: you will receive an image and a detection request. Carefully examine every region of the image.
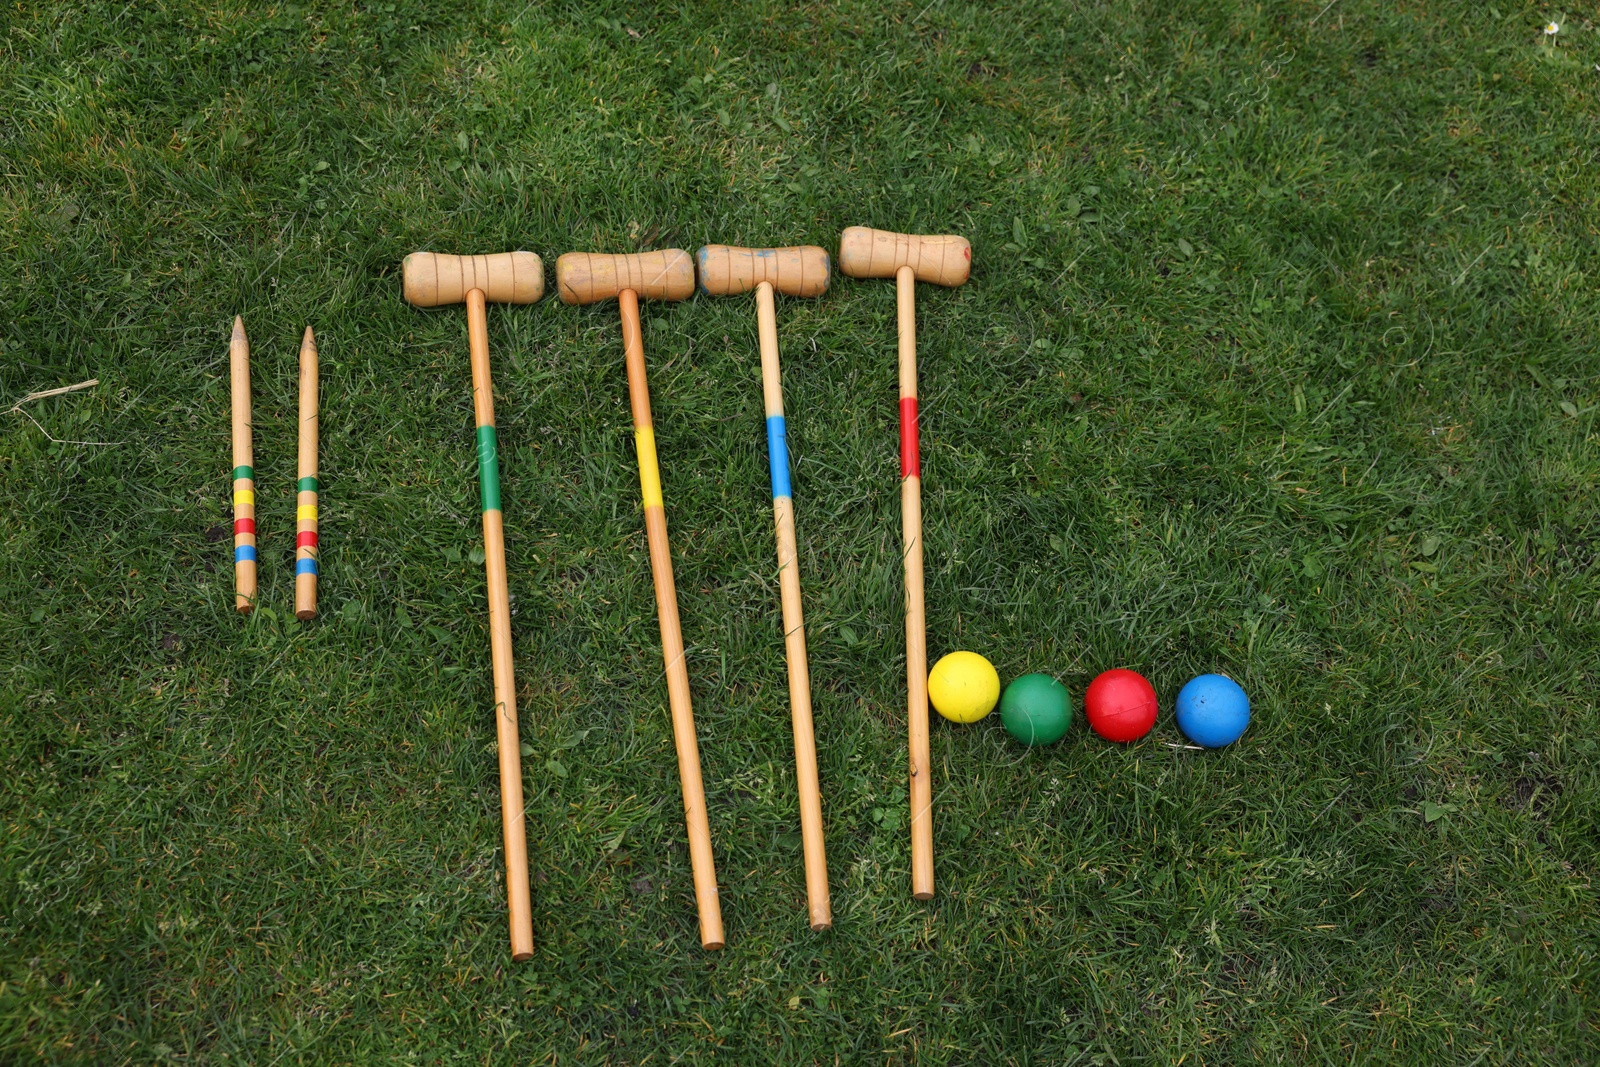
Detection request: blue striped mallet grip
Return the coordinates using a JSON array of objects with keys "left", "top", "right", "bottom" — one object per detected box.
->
[{"left": 700, "top": 243, "right": 833, "bottom": 931}]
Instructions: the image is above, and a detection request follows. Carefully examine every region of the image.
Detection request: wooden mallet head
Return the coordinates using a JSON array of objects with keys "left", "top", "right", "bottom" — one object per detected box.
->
[
  {"left": 402, "top": 251, "right": 546, "bottom": 307},
  {"left": 695, "top": 245, "right": 830, "bottom": 298},
  {"left": 555, "top": 250, "right": 695, "bottom": 305},
  {"left": 838, "top": 226, "right": 971, "bottom": 287}
]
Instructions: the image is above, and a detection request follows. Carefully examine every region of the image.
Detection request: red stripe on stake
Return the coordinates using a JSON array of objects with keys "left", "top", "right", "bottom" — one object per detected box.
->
[
  {"left": 297, "top": 531, "right": 318, "bottom": 548},
  {"left": 235, "top": 518, "right": 256, "bottom": 535},
  {"left": 899, "top": 396, "right": 920, "bottom": 479}
]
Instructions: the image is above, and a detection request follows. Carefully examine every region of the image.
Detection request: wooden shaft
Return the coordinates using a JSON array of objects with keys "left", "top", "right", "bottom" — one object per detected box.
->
[
  {"left": 696, "top": 245, "right": 830, "bottom": 298},
  {"left": 556, "top": 250, "right": 695, "bottom": 305},
  {"left": 621, "top": 287, "right": 725, "bottom": 949},
  {"left": 295, "top": 326, "right": 319, "bottom": 621},
  {"left": 402, "top": 251, "right": 545, "bottom": 307},
  {"left": 756, "top": 281, "right": 831, "bottom": 931},
  {"left": 838, "top": 227, "right": 972, "bottom": 287},
  {"left": 229, "top": 316, "right": 256, "bottom": 614},
  {"left": 897, "top": 265, "right": 933, "bottom": 901},
  {"left": 467, "top": 289, "right": 535, "bottom": 962}
]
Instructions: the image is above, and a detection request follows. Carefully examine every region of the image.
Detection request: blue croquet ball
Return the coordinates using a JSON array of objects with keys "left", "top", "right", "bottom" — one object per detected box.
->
[{"left": 1174, "top": 674, "right": 1250, "bottom": 748}]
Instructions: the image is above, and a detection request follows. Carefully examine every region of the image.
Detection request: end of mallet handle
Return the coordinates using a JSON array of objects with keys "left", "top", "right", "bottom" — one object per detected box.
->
[
  {"left": 555, "top": 249, "right": 695, "bottom": 305},
  {"left": 838, "top": 226, "right": 971, "bottom": 287},
  {"left": 402, "top": 251, "right": 545, "bottom": 307},
  {"left": 695, "top": 245, "right": 830, "bottom": 298}
]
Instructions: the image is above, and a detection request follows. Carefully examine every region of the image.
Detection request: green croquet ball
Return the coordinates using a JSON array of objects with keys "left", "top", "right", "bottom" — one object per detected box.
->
[{"left": 999, "top": 673, "right": 1072, "bottom": 746}]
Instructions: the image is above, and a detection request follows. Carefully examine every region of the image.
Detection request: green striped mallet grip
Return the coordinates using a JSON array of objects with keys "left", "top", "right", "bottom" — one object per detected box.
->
[
  {"left": 465, "top": 288, "right": 530, "bottom": 959},
  {"left": 403, "top": 251, "right": 543, "bottom": 962}
]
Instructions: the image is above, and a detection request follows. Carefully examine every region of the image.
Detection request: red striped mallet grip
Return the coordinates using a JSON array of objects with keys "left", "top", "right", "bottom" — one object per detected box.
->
[
  {"left": 838, "top": 225, "right": 970, "bottom": 903},
  {"left": 899, "top": 397, "right": 921, "bottom": 478}
]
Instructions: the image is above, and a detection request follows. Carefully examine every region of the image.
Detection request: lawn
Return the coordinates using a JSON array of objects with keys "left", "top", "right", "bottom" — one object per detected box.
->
[{"left": 3, "top": 0, "right": 1598, "bottom": 1062}]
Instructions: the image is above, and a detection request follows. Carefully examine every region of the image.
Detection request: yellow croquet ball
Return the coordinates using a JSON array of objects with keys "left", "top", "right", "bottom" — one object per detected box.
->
[{"left": 928, "top": 651, "right": 1001, "bottom": 723}]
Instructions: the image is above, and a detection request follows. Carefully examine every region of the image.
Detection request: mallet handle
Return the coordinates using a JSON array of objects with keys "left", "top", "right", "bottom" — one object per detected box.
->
[
  {"left": 621, "top": 288, "right": 726, "bottom": 949},
  {"left": 898, "top": 265, "right": 933, "bottom": 901},
  {"left": 295, "top": 327, "right": 319, "bottom": 621},
  {"left": 557, "top": 250, "right": 695, "bottom": 305},
  {"left": 697, "top": 245, "right": 830, "bottom": 298},
  {"left": 229, "top": 316, "right": 256, "bottom": 614},
  {"left": 467, "top": 290, "right": 535, "bottom": 962},
  {"left": 403, "top": 252, "right": 544, "bottom": 307},
  {"left": 756, "top": 281, "right": 832, "bottom": 931}
]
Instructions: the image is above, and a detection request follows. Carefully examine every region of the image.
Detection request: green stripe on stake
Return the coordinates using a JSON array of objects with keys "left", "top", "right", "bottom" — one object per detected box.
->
[
  {"left": 476, "top": 424, "right": 502, "bottom": 513},
  {"left": 233, "top": 465, "right": 254, "bottom": 481},
  {"left": 298, "top": 476, "right": 318, "bottom": 493}
]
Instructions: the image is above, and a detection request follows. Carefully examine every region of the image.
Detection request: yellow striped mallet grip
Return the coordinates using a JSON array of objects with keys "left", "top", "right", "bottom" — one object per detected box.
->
[
  {"left": 556, "top": 249, "right": 695, "bottom": 305},
  {"left": 402, "top": 251, "right": 545, "bottom": 307},
  {"left": 695, "top": 245, "right": 830, "bottom": 298},
  {"left": 838, "top": 227, "right": 971, "bottom": 287}
]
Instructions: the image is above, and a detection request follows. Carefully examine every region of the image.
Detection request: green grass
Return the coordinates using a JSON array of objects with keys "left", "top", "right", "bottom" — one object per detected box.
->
[{"left": 3, "top": 0, "right": 1598, "bottom": 1062}]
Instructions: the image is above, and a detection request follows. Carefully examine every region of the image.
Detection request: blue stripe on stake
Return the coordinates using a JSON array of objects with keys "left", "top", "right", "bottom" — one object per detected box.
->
[
  {"left": 295, "top": 558, "right": 318, "bottom": 576},
  {"left": 235, "top": 545, "right": 257, "bottom": 562},
  {"left": 766, "top": 415, "right": 792, "bottom": 499}
]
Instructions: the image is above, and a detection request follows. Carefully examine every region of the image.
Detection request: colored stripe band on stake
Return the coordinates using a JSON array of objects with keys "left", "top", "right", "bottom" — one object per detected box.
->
[
  {"left": 234, "top": 489, "right": 256, "bottom": 507},
  {"left": 298, "top": 476, "right": 318, "bottom": 493},
  {"left": 899, "top": 397, "right": 920, "bottom": 479},
  {"left": 297, "top": 531, "right": 318, "bottom": 548},
  {"left": 235, "top": 545, "right": 257, "bottom": 562},
  {"left": 475, "top": 425, "right": 502, "bottom": 513},
  {"left": 765, "top": 415, "right": 792, "bottom": 500},
  {"left": 296, "top": 559, "right": 318, "bottom": 576},
  {"left": 233, "top": 465, "right": 254, "bottom": 482},
  {"left": 297, "top": 505, "right": 318, "bottom": 522},
  {"left": 635, "top": 425, "right": 664, "bottom": 510},
  {"left": 235, "top": 518, "right": 256, "bottom": 535}
]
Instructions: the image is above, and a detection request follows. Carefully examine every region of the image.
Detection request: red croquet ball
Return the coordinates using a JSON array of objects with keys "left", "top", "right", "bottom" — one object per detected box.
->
[{"left": 1084, "top": 669, "right": 1158, "bottom": 743}]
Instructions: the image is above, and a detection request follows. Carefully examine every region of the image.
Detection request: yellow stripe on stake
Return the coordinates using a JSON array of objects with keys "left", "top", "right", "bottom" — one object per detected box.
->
[
  {"left": 234, "top": 489, "right": 255, "bottom": 507},
  {"left": 297, "top": 505, "right": 318, "bottom": 522},
  {"left": 634, "top": 425, "right": 664, "bottom": 510}
]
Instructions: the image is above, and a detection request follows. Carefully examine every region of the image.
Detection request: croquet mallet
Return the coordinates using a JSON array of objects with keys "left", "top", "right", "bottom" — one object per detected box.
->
[
  {"left": 838, "top": 226, "right": 970, "bottom": 901},
  {"left": 555, "top": 248, "right": 725, "bottom": 949},
  {"left": 695, "top": 243, "right": 832, "bottom": 930},
  {"left": 402, "top": 250, "right": 544, "bottom": 961}
]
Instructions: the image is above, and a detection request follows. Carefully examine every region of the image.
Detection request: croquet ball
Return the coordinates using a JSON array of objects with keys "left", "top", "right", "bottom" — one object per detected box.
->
[
  {"left": 1175, "top": 674, "right": 1250, "bottom": 747},
  {"left": 928, "top": 651, "right": 1000, "bottom": 723},
  {"left": 999, "top": 673, "right": 1072, "bottom": 746},
  {"left": 1084, "top": 668, "right": 1158, "bottom": 743}
]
